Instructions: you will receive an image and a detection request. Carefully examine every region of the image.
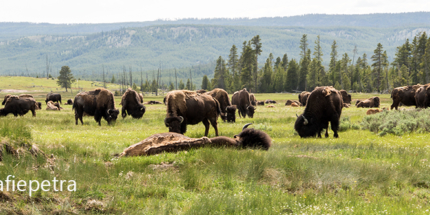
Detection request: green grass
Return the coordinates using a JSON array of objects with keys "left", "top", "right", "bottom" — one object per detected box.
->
[{"left": 0, "top": 86, "right": 430, "bottom": 214}]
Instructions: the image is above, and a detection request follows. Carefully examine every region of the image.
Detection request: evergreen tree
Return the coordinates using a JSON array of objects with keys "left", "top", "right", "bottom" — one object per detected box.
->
[
  {"left": 179, "top": 79, "right": 185, "bottom": 89},
  {"left": 251, "top": 35, "right": 262, "bottom": 93},
  {"left": 421, "top": 37, "right": 430, "bottom": 83},
  {"left": 169, "top": 82, "right": 174, "bottom": 91},
  {"left": 299, "top": 49, "right": 311, "bottom": 90},
  {"left": 274, "top": 57, "right": 281, "bottom": 68},
  {"left": 273, "top": 65, "right": 285, "bottom": 92},
  {"left": 211, "top": 56, "right": 227, "bottom": 89},
  {"left": 240, "top": 42, "right": 255, "bottom": 90},
  {"left": 285, "top": 59, "right": 299, "bottom": 92},
  {"left": 186, "top": 79, "right": 191, "bottom": 90},
  {"left": 313, "top": 35, "right": 323, "bottom": 62},
  {"left": 201, "top": 75, "right": 210, "bottom": 90},
  {"left": 228, "top": 45, "right": 239, "bottom": 91},
  {"left": 281, "top": 54, "right": 288, "bottom": 71},
  {"left": 341, "top": 53, "right": 351, "bottom": 89},
  {"left": 328, "top": 40, "right": 338, "bottom": 85},
  {"left": 57, "top": 66, "right": 75, "bottom": 92},
  {"left": 371, "top": 43, "right": 385, "bottom": 92},
  {"left": 260, "top": 57, "right": 273, "bottom": 92},
  {"left": 399, "top": 64, "right": 410, "bottom": 86},
  {"left": 111, "top": 75, "right": 116, "bottom": 84}
]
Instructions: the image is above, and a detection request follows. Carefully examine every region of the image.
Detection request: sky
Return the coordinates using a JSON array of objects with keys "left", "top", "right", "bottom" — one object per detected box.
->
[{"left": 1, "top": 0, "right": 429, "bottom": 24}]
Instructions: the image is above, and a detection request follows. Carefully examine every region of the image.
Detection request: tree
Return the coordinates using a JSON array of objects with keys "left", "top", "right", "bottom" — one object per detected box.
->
[
  {"left": 371, "top": 43, "right": 386, "bottom": 92},
  {"left": 201, "top": 75, "right": 210, "bottom": 90},
  {"left": 211, "top": 56, "right": 227, "bottom": 89},
  {"left": 313, "top": 35, "right": 323, "bottom": 62},
  {"left": 285, "top": 59, "right": 299, "bottom": 92},
  {"left": 186, "top": 79, "right": 191, "bottom": 90},
  {"left": 179, "top": 79, "right": 185, "bottom": 90},
  {"left": 281, "top": 54, "right": 288, "bottom": 71},
  {"left": 251, "top": 35, "right": 262, "bottom": 93},
  {"left": 57, "top": 66, "right": 75, "bottom": 92},
  {"left": 260, "top": 57, "right": 273, "bottom": 92},
  {"left": 169, "top": 82, "right": 174, "bottom": 91},
  {"left": 240, "top": 41, "right": 255, "bottom": 90}
]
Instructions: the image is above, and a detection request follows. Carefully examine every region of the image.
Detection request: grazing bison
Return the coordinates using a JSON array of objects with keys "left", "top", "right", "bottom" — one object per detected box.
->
[
  {"left": 73, "top": 88, "right": 119, "bottom": 126},
  {"left": 120, "top": 88, "right": 146, "bottom": 119},
  {"left": 249, "top": 93, "right": 257, "bottom": 106},
  {"left": 415, "top": 85, "right": 430, "bottom": 108},
  {"left": 144, "top": 100, "right": 162, "bottom": 105},
  {"left": 45, "top": 93, "right": 62, "bottom": 104},
  {"left": 231, "top": 89, "right": 256, "bottom": 118},
  {"left": 2, "top": 94, "right": 41, "bottom": 110},
  {"left": 164, "top": 90, "right": 222, "bottom": 136},
  {"left": 0, "top": 96, "right": 37, "bottom": 117},
  {"left": 226, "top": 105, "right": 237, "bottom": 122},
  {"left": 285, "top": 100, "right": 301, "bottom": 106},
  {"left": 119, "top": 123, "right": 271, "bottom": 157},
  {"left": 295, "top": 86, "right": 343, "bottom": 138},
  {"left": 298, "top": 91, "right": 311, "bottom": 106},
  {"left": 391, "top": 85, "right": 422, "bottom": 110},
  {"left": 205, "top": 88, "right": 230, "bottom": 121},
  {"left": 340, "top": 90, "right": 351, "bottom": 104},
  {"left": 65, "top": 99, "right": 74, "bottom": 105},
  {"left": 196, "top": 89, "right": 207, "bottom": 94},
  {"left": 357, "top": 97, "right": 380, "bottom": 108},
  {"left": 256, "top": 101, "right": 265, "bottom": 106}
]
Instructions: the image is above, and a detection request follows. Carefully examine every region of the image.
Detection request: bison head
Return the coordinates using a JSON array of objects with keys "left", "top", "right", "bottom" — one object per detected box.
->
[
  {"left": 131, "top": 106, "right": 146, "bottom": 119},
  {"left": 165, "top": 116, "right": 185, "bottom": 134},
  {"left": 294, "top": 114, "right": 319, "bottom": 138},
  {"left": 246, "top": 106, "right": 256, "bottom": 118},
  {"left": 233, "top": 123, "right": 271, "bottom": 150},
  {"left": 107, "top": 109, "right": 119, "bottom": 124},
  {"left": 226, "top": 106, "right": 237, "bottom": 123}
]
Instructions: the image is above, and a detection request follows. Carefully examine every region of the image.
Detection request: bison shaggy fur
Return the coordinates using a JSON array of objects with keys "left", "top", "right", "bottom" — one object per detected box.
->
[
  {"left": 205, "top": 88, "right": 230, "bottom": 121},
  {"left": 120, "top": 88, "right": 146, "bottom": 119},
  {"left": 391, "top": 85, "right": 422, "bottom": 110},
  {"left": 298, "top": 91, "right": 311, "bottom": 106},
  {"left": 357, "top": 97, "right": 380, "bottom": 108},
  {"left": 340, "top": 90, "right": 352, "bottom": 104},
  {"left": 0, "top": 96, "right": 37, "bottom": 117}
]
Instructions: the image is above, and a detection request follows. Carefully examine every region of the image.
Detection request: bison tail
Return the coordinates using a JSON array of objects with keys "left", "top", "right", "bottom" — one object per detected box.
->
[{"left": 214, "top": 98, "right": 222, "bottom": 116}]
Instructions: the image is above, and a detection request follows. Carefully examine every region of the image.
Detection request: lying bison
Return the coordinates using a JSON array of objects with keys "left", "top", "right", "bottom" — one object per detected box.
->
[
  {"left": 73, "top": 88, "right": 119, "bottom": 125},
  {"left": 0, "top": 96, "right": 37, "bottom": 117},
  {"left": 340, "top": 90, "right": 351, "bottom": 104},
  {"left": 295, "top": 86, "right": 343, "bottom": 138},
  {"left": 391, "top": 85, "right": 422, "bottom": 110},
  {"left": 249, "top": 93, "right": 257, "bottom": 106},
  {"left": 256, "top": 101, "right": 265, "bottom": 106},
  {"left": 164, "top": 90, "right": 222, "bottom": 136},
  {"left": 357, "top": 97, "right": 380, "bottom": 108},
  {"left": 65, "top": 99, "right": 73, "bottom": 105},
  {"left": 144, "top": 101, "right": 162, "bottom": 105},
  {"left": 120, "top": 88, "right": 146, "bottom": 119},
  {"left": 265, "top": 99, "right": 276, "bottom": 104},
  {"left": 231, "top": 89, "right": 256, "bottom": 118},
  {"left": 46, "top": 101, "right": 60, "bottom": 110},
  {"left": 285, "top": 100, "right": 301, "bottom": 106},
  {"left": 205, "top": 88, "right": 230, "bottom": 121},
  {"left": 119, "top": 123, "right": 271, "bottom": 157},
  {"left": 46, "top": 93, "right": 62, "bottom": 104},
  {"left": 226, "top": 105, "right": 237, "bottom": 122},
  {"left": 298, "top": 91, "right": 311, "bottom": 106}
]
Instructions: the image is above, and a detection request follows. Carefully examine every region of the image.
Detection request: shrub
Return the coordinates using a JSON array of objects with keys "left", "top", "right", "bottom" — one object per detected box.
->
[
  {"left": 361, "top": 109, "right": 430, "bottom": 136},
  {"left": 339, "top": 117, "right": 360, "bottom": 132}
]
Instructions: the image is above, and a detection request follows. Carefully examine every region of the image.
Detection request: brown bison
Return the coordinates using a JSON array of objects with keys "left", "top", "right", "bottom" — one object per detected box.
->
[
  {"left": 144, "top": 101, "right": 162, "bottom": 105},
  {"left": 2, "top": 94, "right": 41, "bottom": 110},
  {"left": 119, "top": 123, "right": 271, "bottom": 157},
  {"left": 226, "top": 105, "right": 237, "bottom": 122},
  {"left": 73, "top": 88, "right": 119, "bottom": 126},
  {"left": 415, "top": 85, "right": 430, "bottom": 108},
  {"left": 45, "top": 93, "right": 62, "bottom": 104},
  {"left": 164, "top": 90, "right": 221, "bottom": 136},
  {"left": 231, "top": 89, "right": 256, "bottom": 118},
  {"left": 265, "top": 99, "right": 277, "bottom": 104},
  {"left": 266, "top": 105, "right": 275, "bottom": 108},
  {"left": 205, "top": 88, "right": 230, "bottom": 121},
  {"left": 291, "top": 103, "right": 299, "bottom": 107},
  {"left": 65, "top": 99, "right": 74, "bottom": 105},
  {"left": 295, "top": 86, "right": 343, "bottom": 138},
  {"left": 120, "top": 88, "right": 146, "bottom": 119},
  {"left": 0, "top": 96, "right": 37, "bottom": 117},
  {"left": 357, "top": 97, "right": 380, "bottom": 108},
  {"left": 340, "top": 90, "right": 351, "bottom": 104},
  {"left": 249, "top": 93, "right": 257, "bottom": 106},
  {"left": 256, "top": 101, "right": 265, "bottom": 105},
  {"left": 46, "top": 101, "right": 60, "bottom": 110},
  {"left": 355, "top": 100, "right": 361, "bottom": 106},
  {"left": 391, "top": 85, "right": 422, "bottom": 110},
  {"left": 298, "top": 91, "right": 311, "bottom": 106},
  {"left": 285, "top": 100, "right": 301, "bottom": 106},
  {"left": 196, "top": 89, "right": 207, "bottom": 94}
]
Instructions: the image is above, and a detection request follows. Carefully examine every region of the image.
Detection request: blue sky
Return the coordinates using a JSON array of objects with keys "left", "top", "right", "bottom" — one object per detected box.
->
[{"left": 1, "top": 0, "right": 429, "bottom": 24}]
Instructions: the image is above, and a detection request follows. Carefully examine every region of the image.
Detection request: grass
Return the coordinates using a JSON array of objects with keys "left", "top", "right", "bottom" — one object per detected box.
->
[{"left": 0, "top": 82, "right": 430, "bottom": 214}]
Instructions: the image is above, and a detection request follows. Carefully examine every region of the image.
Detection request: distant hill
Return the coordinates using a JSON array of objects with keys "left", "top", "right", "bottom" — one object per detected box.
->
[{"left": 1, "top": 12, "right": 430, "bottom": 40}]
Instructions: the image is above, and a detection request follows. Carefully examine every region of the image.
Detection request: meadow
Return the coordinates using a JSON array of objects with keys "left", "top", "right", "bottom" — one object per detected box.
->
[{"left": 0, "top": 83, "right": 429, "bottom": 214}]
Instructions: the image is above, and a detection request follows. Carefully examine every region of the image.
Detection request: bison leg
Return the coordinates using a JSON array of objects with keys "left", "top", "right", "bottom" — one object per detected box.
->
[
  {"left": 203, "top": 119, "right": 210, "bottom": 137},
  {"left": 94, "top": 111, "right": 102, "bottom": 126},
  {"left": 121, "top": 107, "right": 127, "bottom": 119},
  {"left": 31, "top": 109, "right": 36, "bottom": 117},
  {"left": 330, "top": 116, "right": 340, "bottom": 138},
  {"left": 391, "top": 101, "right": 399, "bottom": 110},
  {"left": 209, "top": 118, "right": 219, "bottom": 136}
]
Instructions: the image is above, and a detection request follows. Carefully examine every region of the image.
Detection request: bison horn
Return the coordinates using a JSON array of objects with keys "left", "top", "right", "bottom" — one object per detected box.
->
[
  {"left": 140, "top": 107, "right": 144, "bottom": 111},
  {"left": 296, "top": 114, "right": 299, "bottom": 118},
  {"left": 302, "top": 115, "right": 308, "bottom": 125},
  {"left": 179, "top": 116, "right": 184, "bottom": 123},
  {"left": 242, "top": 123, "right": 252, "bottom": 130}
]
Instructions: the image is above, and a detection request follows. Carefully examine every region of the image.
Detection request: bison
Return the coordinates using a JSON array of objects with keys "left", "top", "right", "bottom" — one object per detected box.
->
[
  {"left": 164, "top": 90, "right": 222, "bottom": 136},
  {"left": 73, "top": 88, "right": 119, "bottom": 126},
  {"left": 2, "top": 94, "right": 41, "bottom": 110},
  {"left": 291, "top": 103, "right": 299, "bottom": 107},
  {"left": 265, "top": 99, "right": 277, "bottom": 104},
  {"left": 0, "top": 96, "right": 37, "bottom": 117},
  {"left": 357, "top": 97, "right": 380, "bottom": 108},
  {"left": 295, "top": 86, "right": 343, "bottom": 138},
  {"left": 226, "top": 105, "right": 237, "bottom": 122},
  {"left": 144, "top": 101, "right": 162, "bottom": 105},
  {"left": 256, "top": 101, "right": 265, "bottom": 106},
  {"left": 231, "top": 89, "right": 256, "bottom": 118},
  {"left": 119, "top": 123, "right": 271, "bottom": 157},
  {"left": 45, "top": 93, "right": 62, "bottom": 104},
  {"left": 205, "top": 88, "right": 230, "bottom": 121},
  {"left": 340, "top": 90, "right": 351, "bottom": 104},
  {"left": 285, "top": 100, "right": 301, "bottom": 106},
  {"left": 46, "top": 101, "right": 60, "bottom": 110},
  {"left": 65, "top": 99, "right": 74, "bottom": 105},
  {"left": 120, "top": 88, "right": 146, "bottom": 119},
  {"left": 196, "top": 89, "right": 207, "bottom": 94},
  {"left": 391, "top": 85, "right": 422, "bottom": 110},
  {"left": 366, "top": 109, "right": 383, "bottom": 115},
  {"left": 415, "top": 85, "right": 430, "bottom": 108},
  {"left": 298, "top": 91, "right": 311, "bottom": 106},
  {"left": 249, "top": 93, "right": 257, "bottom": 106}
]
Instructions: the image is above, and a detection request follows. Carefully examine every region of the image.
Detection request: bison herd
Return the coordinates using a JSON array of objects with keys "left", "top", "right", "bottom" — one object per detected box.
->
[{"left": 3, "top": 83, "right": 430, "bottom": 142}]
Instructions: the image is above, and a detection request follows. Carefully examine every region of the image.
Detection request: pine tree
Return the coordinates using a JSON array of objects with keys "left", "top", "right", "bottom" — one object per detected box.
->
[
  {"left": 341, "top": 53, "right": 351, "bottom": 89},
  {"left": 328, "top": 40, "right": 338, "bottom": 85},
  {"left": 111, "top": 75, "right": 116, "bottom": 83},
  {"left": 260, "top": 57, "right": 273, "bottom": 92},
  {"left": 251, "top": 35, "right": 262, "bottom": 93},
  {"left": 400, "top": 64, "right": 410, "bottom": 86},
  {"left": 186, "top": 79, "right": 191, "bottom": 90},
  {"left": 211, "top": 56, "right": 227, "bottom": 89},
  {"left": 274, "top": 57, "right": 281, "bottom": 68},
  {"left": 169, "top": 82, "right": 174, "bottom": 91},
  {"left": 228, "top": 45, "right": 239, "bottom": 91},
  {"left": 313, "top": 35, "right": 323, "bottom": 62},
  {"left": 240, "top": 42, "right": 255, "bottom": 90},
  {"left": 201, "top": 75, "right": 210, "bottom": 90},
  {"left": 281, "top": 54, "right": 288, "bottom": 71},
  {"left": 371, "top": 43, "right": 385, "bottom": 92},
  {"left": 421, "top": 37, "right": 430, "bottom": 83},
  {"left": 57, "top": 66, "right": 75, "bottom": 92},
  {"left": 179, "top": 80, "right": 185, "bottom": 89},
  {"left": 273, "top": 65, "right": 285, "bottom": 92},
  {"left": 299, "top": 49, "right": 311, "bottom": 90},
  {"left": 285, "top": 59, "right": 299, "bottom": 92}
]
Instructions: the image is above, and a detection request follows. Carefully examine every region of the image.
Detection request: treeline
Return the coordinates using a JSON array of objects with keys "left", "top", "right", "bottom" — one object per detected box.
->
[{"left": 207, "top": 32, "right": 430, "bottom": 93}]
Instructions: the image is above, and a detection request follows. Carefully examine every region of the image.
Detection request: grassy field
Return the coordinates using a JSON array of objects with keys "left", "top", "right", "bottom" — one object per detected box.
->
[{"left": 0, "top": 82, "right": 430, "bottom": 214}]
